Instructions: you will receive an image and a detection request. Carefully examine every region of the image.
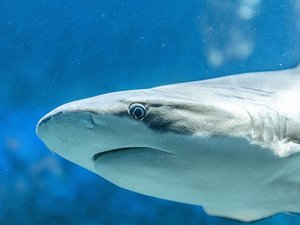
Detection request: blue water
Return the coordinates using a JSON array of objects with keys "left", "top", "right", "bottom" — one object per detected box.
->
[{"left": 1, "top": 0, "right": 300, "bottom": 224}]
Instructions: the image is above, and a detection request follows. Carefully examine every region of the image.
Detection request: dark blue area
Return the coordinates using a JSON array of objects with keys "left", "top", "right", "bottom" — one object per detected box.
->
[{"left": 1, "top": 0, "right": 300, "bottom": 224}]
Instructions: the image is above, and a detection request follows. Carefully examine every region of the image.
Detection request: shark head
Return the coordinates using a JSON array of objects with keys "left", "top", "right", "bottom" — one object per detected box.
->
[
  {"left": 36, "top": 65, "right": 300, "bottom": 222},
  {"left": 38, "top": 88, "right": 197, "bottom": 198},
  {"left": 39, "top": 84, "right": 279, "bottom": 212},
  {"left": 37, "top": 86, "right": 252, "bottom": 203}
]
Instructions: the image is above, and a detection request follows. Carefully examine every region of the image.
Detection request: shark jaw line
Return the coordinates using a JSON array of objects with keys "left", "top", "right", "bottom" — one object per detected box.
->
[{"left": 93, "top": 146, "right": 174, "bottom": 161}]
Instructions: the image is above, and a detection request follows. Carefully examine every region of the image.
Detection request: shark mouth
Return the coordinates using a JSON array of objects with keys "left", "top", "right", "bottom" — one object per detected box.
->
[{"left": 93, "top": 147, "right": 173, "bottom": 160}]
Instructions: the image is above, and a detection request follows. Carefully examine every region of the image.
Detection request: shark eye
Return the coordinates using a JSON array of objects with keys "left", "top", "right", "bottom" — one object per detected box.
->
[{"left": 128, "top": 103, "right": 147, "bottom": 120}]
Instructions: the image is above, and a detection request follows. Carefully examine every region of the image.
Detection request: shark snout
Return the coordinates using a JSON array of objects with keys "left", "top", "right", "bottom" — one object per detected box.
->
[
  {"left": 37, "top": 110, "right": 95, "bottom": 132},
  {"left": 36, "top": 99, "right": 99, "bottom": 133},
  {"left": 36, "top": 105, "right": 98, "bottom": 151},
  {"left": 36, "top": 111, "right": 63, "bottom": 129}
]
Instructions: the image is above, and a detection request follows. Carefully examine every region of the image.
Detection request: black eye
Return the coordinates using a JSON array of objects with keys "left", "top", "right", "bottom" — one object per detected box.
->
[{"left": 128, "top": 103, "right": 147, "bottom": 120}]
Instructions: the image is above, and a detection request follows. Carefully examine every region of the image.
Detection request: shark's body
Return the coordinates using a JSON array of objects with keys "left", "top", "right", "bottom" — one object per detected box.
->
[{"left": 37, "top": 64, "right": 300, "bottom": 222}]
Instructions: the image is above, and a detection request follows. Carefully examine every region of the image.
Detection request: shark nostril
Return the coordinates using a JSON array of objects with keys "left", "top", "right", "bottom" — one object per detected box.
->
[
  {"left": 82, "top": 114, "right": 95, "bottom": 129},
  {"left": 37, "top": 111, "right": 63, "bottom": 127},
  {"left": 37, "top": 116, "right": 52, "bottom": 127}
]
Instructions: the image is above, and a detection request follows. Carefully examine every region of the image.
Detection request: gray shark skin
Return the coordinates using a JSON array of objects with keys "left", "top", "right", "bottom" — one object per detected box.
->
[{"left": 36, "top": 63, "right": 300, "bottom": 222}]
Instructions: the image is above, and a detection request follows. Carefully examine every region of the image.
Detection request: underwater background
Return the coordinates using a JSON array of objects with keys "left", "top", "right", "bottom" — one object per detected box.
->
[{"left": 1, "top": 0, "right": 300, "bottom": 224}]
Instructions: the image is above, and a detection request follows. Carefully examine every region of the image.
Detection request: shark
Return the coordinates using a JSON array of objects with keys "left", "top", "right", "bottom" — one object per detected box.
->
[{"left": 36, "top": 63, "right": 300, "bottom": 222}]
